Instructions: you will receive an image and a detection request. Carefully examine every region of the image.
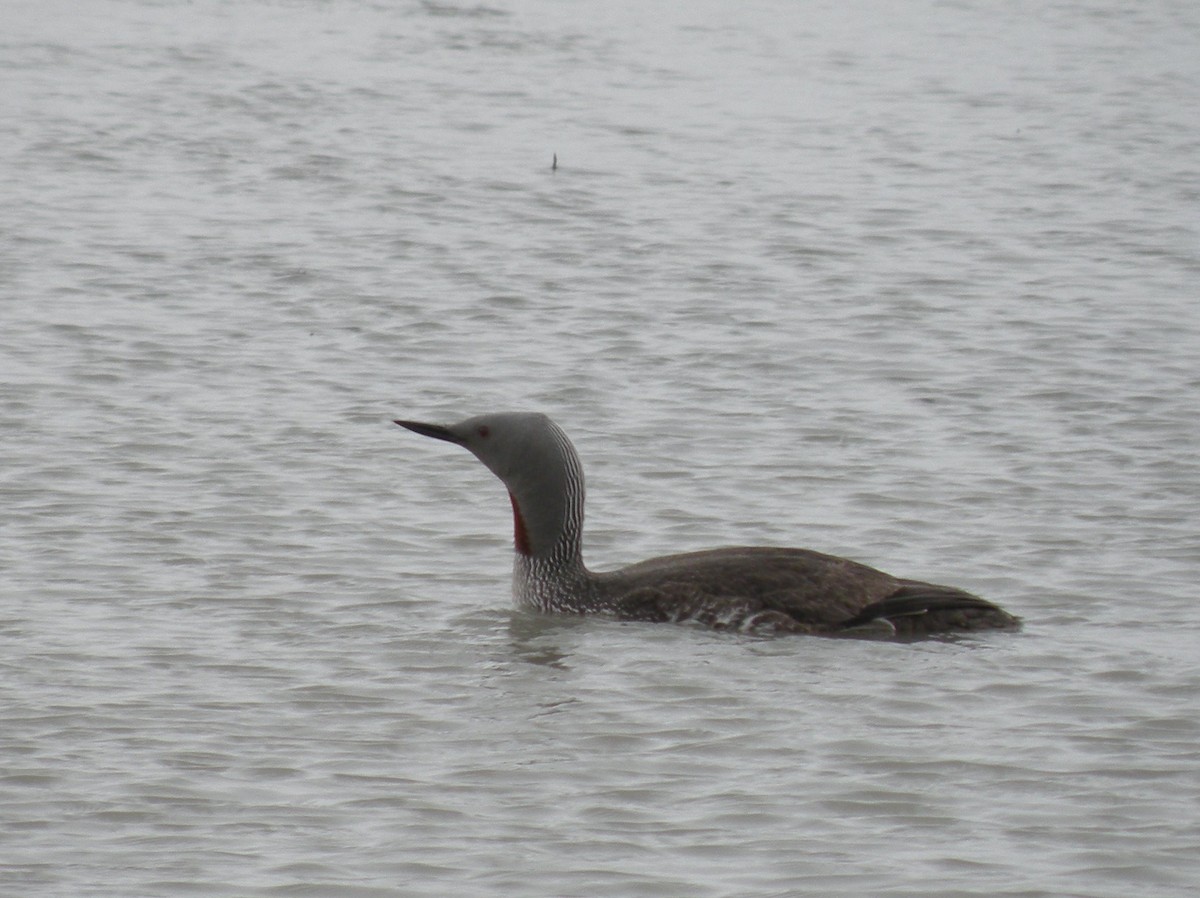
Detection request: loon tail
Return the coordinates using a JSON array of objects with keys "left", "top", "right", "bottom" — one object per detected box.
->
[{"left": 835, "top": 582, "right": 1021, "bottom": 636}]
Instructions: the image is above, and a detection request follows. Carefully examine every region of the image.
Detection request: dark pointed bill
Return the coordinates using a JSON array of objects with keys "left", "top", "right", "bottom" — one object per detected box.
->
[{"left": 393, "top": 419, "right": 464, "bottom": 444}]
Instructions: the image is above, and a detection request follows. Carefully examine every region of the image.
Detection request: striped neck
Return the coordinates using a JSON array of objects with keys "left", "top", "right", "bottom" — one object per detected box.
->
[
  {"left": 506, "top": 419, "right": 594, "bottom": 611},
  {"left": 508, "top": 482, "right": 593, "bottom": 611},
  {"left": 513, "top": 551, "right": 595, "bottom": 612}
]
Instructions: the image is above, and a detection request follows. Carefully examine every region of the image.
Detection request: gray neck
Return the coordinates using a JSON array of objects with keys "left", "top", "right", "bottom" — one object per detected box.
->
[{"left": 507, "top": 421, "right": 598, "bottom": 612}]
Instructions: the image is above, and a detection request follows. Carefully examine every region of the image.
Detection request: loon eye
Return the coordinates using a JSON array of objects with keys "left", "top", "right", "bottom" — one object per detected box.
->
[{"left": 477, "top": 425, "right": 490, "bottom": 438}]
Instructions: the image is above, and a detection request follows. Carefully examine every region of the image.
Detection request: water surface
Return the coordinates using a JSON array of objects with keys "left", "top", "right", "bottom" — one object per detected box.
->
[{"left": 3, "top": 1, "right": 1199, "bottom": 895}]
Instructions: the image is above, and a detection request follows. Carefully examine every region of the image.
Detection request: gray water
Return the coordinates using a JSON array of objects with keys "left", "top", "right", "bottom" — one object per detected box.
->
[{"left": 3, "top": 0, "right": 1199, "bottom": 895}]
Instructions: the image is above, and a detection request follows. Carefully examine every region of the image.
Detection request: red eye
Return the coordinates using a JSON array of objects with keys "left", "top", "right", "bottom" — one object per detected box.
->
[{"left": 477, "top": 425, "right": 490, "bottom": 438}]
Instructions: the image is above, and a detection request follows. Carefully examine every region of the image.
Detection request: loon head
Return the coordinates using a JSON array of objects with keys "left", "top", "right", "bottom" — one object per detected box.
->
[{"left": 394, "top": 412, "right": 585, "bottom": 560}]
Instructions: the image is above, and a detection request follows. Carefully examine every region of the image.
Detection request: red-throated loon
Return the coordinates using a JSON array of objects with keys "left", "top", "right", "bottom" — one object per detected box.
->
[{"left": 394, "top": 412, "right": 1021, "bottom": 637}]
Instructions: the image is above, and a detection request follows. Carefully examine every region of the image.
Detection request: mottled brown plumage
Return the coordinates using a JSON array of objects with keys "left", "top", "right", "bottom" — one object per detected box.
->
[{"left": 395, "top": 413, "right": 1020, "bottom": 638}]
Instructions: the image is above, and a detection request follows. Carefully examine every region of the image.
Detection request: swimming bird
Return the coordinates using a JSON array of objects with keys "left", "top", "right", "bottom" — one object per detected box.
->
[{"left": 394, "top": 412, "right": 1020, "bottom": 637}]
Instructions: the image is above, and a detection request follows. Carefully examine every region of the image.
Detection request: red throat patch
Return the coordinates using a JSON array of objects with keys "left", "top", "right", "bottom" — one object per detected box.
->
[{"left": 508, "top": 491, "right": 532, "bottom": 555}]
